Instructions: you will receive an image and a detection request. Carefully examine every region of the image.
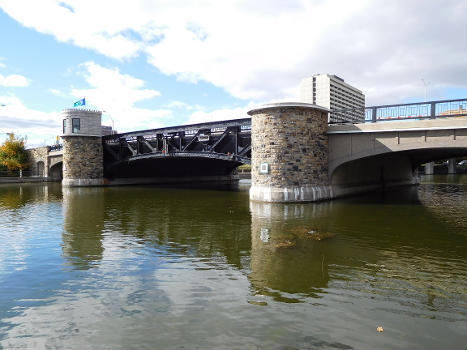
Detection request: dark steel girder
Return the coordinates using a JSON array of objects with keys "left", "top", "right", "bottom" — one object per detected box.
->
[
  {"left": 127, "top": 151, "right": 250, "bottom": 164},
  {"left": 103, "top": 117, "right": 251, "bottom": 140},
  {"left": 103, "top": 118, "right": 252, "bottom": 170},
  {"left": 105, "top": 151, "right": 250, "bottom": 171}
]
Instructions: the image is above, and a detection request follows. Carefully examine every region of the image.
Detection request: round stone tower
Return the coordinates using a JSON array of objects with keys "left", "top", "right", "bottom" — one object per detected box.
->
[
  {"left": 61, "top": 109, "right": 103, "bottom": 187},
  {"left": 248, "top": 102, "right": 331, "bottom": 202}
]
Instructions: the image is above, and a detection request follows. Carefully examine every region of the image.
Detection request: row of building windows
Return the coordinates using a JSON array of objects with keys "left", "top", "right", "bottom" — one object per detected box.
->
[
  {"left": 330, "top": 83, "right": 363, "bottom": 100},
  {"left": 332, "top": 92, "right": 364, "bottom": 103},
  {"left": 330, "top": 99, "right": 364, "bottom": 110},
  {"left": 63, "top": 118, "right": 80, "bottom": 134},
  {"left": 330, "top": 92, "right": 364, "bottom": 104},
  {"left": 313, "top": 88, "right": 364, "bottom": 104},
  {"left": 331, "top": 91, "right": 364, "bottom": 103},
  {"left": 330, "top": 89, "right": 364, "bottom": 102}
]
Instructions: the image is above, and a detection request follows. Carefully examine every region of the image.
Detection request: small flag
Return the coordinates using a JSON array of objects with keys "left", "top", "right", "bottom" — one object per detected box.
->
[{"left": 73, "top": 98, "right": 85, "bottom": 107}]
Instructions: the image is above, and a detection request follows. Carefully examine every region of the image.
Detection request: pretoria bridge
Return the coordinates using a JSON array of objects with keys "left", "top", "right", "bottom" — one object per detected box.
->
[{"left": 27, "top": 98, "right": 466, "bottom": 202}]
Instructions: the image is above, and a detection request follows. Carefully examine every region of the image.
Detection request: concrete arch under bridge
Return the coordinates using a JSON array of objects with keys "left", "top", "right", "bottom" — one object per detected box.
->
[{"left": 327, "top": 116, "right": 467, "bottom": 197}]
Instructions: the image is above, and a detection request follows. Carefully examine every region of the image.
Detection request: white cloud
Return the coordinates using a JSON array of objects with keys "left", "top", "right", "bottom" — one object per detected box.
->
[
  {"left": 166, "top": 101, "right": 193, "bottom": 110},
  {"left": 0, "top": 95, "right": 61, "bottom": 147},
  {"left": 70, "top": 62, "right": 171, "bottom": 132},
  {"left": 184, "top": 104, "right": 253, "bottom": 125},
  {"left": 0, "top": 0, "right": 465, "bottom": 105},
  {"left": 183, "top": 95, "right": 303, "bottom": 126},
  {"left": 0, "top": 0, "right": 143, "bottom": 60},
  {"left": 0, "top": 73, "right": 30, "bottom": 87},
  {"left": 48, "top": 88, "right": 67, "bottom": 97}
]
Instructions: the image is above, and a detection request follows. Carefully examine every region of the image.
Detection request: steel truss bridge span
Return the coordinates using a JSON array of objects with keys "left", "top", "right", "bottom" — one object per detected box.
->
[{"left": 102, "top": 118, "right": 252, "bottom": 180}]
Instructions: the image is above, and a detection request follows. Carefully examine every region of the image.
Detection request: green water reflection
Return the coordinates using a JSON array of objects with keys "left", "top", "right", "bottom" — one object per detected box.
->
[{"left": 0, "top": 179, "right": 465, "bottom": 349}]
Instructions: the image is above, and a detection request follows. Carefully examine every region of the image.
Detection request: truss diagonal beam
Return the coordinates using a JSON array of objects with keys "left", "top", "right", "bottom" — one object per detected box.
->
[
  {"left": 208, "top": 127, "right": 232, "bottom": 152},
  {"left": 137, "top": 136, "right": 155, "bottom": 153},
  {"left": 182, "top": 130, "right": 201, "bottom": 151},
  {"left": 238, "top": 144, "right": 251, "bottom": 157},
  {"left": 103, "top": 143, "right": 119, "bottom": 160},
  {"left": 120, "top": 138, "right": 137, "bottom": 156}
]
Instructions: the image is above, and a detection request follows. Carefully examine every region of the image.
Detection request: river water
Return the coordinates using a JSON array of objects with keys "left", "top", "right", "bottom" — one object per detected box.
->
[{"left": 0, "top": 176, "right": 465, "bottom": 349}]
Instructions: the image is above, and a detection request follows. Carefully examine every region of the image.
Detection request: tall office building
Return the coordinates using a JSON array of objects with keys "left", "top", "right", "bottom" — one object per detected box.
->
[{"left": 299, "top": 74, "right": 365, "bottom": 123}]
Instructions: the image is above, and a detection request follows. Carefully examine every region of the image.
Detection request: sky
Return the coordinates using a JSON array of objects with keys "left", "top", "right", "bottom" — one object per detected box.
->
[{"left": 0, "top": 0, "right": 466, "bottom": 147}]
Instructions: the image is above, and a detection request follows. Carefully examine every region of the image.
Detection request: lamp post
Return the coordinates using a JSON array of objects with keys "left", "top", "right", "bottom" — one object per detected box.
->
[
  {"left": 421, "top": 78, "right": 430, "bottom": 101},
  {"left": 102, "top": 110, "right": 115, "bottom": 134}
]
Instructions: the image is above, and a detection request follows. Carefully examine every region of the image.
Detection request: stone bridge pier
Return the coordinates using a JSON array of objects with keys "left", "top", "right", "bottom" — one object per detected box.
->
[
  {"left": 248, "top": 103, "right": 332, "bottom": 202},
  {"left": 61, "top": 109, "right": 103, "bottom": 187}
]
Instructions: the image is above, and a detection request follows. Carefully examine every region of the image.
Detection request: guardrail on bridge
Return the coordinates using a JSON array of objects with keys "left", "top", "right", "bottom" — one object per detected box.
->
[{"left": 331, "top": 98, "right": 467, "bottom": 123}]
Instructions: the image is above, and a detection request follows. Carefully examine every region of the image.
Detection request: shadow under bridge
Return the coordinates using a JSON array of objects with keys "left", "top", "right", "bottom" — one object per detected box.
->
[{"left": 102, "top": 118, "right": 252, "bottom": 184}]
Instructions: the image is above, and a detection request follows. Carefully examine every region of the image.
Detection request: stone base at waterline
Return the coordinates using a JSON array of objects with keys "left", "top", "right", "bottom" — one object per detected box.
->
[
  {"left": 249, "top": 184, "right": 332, "bottom": 203},
  {"left": 249, "top": 178, "right": 420, "bottom": 203},
  {"left": 62, "top": 178, "right": 104, "bottom": 187}
]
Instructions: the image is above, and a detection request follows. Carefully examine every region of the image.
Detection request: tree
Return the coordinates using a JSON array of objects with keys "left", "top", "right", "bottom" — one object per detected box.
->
[{"left": 0, "top": 133, "right": 29, "bottom": 172}]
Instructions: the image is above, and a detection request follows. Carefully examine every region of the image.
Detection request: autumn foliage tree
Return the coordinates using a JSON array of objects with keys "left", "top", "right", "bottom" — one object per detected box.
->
[{"left": 0, "top": 133, "right": 29, "bottom": 172}]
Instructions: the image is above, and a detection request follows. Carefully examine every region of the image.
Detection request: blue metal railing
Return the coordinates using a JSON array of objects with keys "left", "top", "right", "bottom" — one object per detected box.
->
[
  {"left": 49, "top": 144, "right": 63, "bottom": 152},
  {"left": 364, "top": 98, "right": 467, "bottom": 122},
  {"left": 332, "top": 98, "right": 467, "bottom": 123}
]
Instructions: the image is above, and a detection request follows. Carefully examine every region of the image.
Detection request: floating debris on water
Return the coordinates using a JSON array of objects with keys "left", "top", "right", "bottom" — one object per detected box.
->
[
  {"left": 247, "top": 300, "right": 268, "bottom": 306},
  {"left": 289, "top": 227, "right": 310, "bottom": 235},
  {"left": 305, "top": 231, "right": 336, "bottom": 241},
  {"left": 289, "top": 227, "right": 336, "bottom": 241},
  {"left": 273, "top": 240, "right": 296, "bottom": 249}
]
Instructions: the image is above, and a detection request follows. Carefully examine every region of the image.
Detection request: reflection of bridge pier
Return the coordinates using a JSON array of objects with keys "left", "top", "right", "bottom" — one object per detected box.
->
[
  {"left": 249, "top": 201, "right": 333, "bottom": 299},
  {"left": 62, "top": 187, "right": 105, "bottom": 269},
  {"left": 424, "top": 158, "right": 459, "bottom": 175}
]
